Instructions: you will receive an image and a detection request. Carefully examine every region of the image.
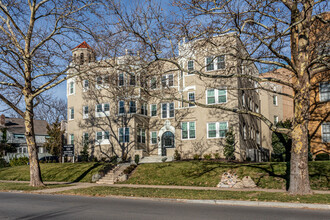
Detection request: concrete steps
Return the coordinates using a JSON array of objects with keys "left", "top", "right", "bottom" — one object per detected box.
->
[
  {"left": 96, "top": 163, "right": 130, "bottom": 185},
  {"left": 139, "top": 156, "right": 173, "bottom": 164}
]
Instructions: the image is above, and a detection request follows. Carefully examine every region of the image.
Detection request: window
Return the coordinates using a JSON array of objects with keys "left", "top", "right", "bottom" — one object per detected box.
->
[
  {"left": 129, "top": 101, "right": 136, "bottom": 113},
  {"left": 104, "top": 75, "right": 110, "bottom": 85},
  {"left": 96, "top": 76, "right": 103, "bottom": 86},
  {"left": 96, "top": 131, "right": 110, "bottom": 144},
  {"left": 118, "top": 101, "right": 125, "bottom": 114},
  {"left": 83, "top": 80, "right": 89, "bottom": 91},
  {"left": 129, "top": 73, "right": 136, "bottom": 86},
  {"left": 181, "top": 122, "right": 196, "bottom": 139},
  {"left": 119, "top": 127, "right": 130, "bottom": 143},
  {"left": 161, "top": 103, "right": 174, "bottom": 118},
  {"left": 151, "top": 104, "right": 157, "bottom": 116},
  {"left": 80, "top": 53, "right": 84, "bottom": 65},
  {"left": 38, "top": 147, "right": 44, "bottom": 154},
  {"left": 188, "top": 60, "right": 194, "bottom": 74},
  {"left": 83, "top": 133, "right": 89, "bottom": 145},
  {"left": 118, "top": 73, "right": 124, "bottom": 86},
  {"left": 95, "top": 103, "right": 110, "bottom": 117},
  {"left": 256, "top": 130, "right": 260, "bottom": 145},
  {"left": 255, "top": 104, "right": 259, "bottom": 113},
  {"left": 217, "top": 55, "right": 225, "bottom": 69},
  {"left": 206, "top": 55, "right": 225, "bottom": 71},
  {"left": 274, "top": 115, "right": 279, "bottom": 124},
  {"left": 140, "top": 103, "right": 148, "bottom": 116},
  {"left": 207, "top": 122, "right": 228, "bottom": 138},
  {"left": 70, "top": 134, "right": 74, "bottom": 145},
  {"left": 206, "top": 57, "right": 214, "bottom": 71},
  {"left": 150, "top": 76, "right": 157, "bottom": 89},
  {"left": 320, "top": 82, "right": 330, "bottom": 102},
  {"left": 242, "top": 91, "right": 245, "bottom": 107},
  {"left": 150, "top": 131, "right": 157, "bottom": 144},
  {"left": 14, "top": 134, "right": 25, "bottom": 139},
  {"left": 137, "top": 128, "right": 146, "bottom": 143},
  {"left": 188, "top": 92, "right": 195, "bottom": 107},
  {"left": 273, "top": 95, "right": 278, "bottom": 106},
  {"left": 161, "top": 74, "right": 174, "bottom": 88},
  {"left": 322, "top": 123, "right": 330, "bottom": 143},
  {"left": 207, "top": 89, "right": 227, "bottom": 104},
  {"left": 83, "top": 106, "right": 89, "bottom": 119},
  {"left": 69, "top": 108, "right": 74, "bottom": 120},
  {"left": 69, "top": 81, "right": 74, "bottom": 95}
]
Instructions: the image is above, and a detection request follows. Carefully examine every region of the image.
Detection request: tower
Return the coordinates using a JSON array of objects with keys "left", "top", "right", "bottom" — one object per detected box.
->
[{"left": 71, "top": 41, "right": 96, "bottom": 65}]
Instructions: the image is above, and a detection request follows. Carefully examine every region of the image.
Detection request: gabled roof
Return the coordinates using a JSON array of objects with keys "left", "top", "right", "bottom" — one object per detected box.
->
[
  {"left": 72, "top": 41, "right": 93, "bottom": 50},
  {"left": 4, "top": 118, "right": 48, "bottom": 136}
]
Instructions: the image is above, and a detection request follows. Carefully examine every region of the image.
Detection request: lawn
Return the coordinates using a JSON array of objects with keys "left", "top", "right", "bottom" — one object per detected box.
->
[
  {"left": 0, "top": 162, "right": 109, "bottom": 183},
  {"left": 121, "top": 161, "right": 330, "bottom": 190},
  {"left": 0, "top": 182, "right": 72, "bottom": 191},
  {"left": 60, "top": 186, "right": 330, "bottom": 204}
]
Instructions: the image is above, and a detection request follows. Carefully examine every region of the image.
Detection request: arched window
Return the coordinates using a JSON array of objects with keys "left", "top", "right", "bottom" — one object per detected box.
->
[{"left": 80, "top": 53, "right": 84, "bottom": 65}]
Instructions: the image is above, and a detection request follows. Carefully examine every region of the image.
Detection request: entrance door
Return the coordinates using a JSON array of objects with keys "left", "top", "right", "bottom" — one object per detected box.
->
[{"left": 161, "top": 131, "right": 174, "bottom": 156}]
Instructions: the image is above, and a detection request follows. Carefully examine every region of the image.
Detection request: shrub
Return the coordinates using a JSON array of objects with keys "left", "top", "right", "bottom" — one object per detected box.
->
[
  {"left": 161, "top": 157, "right": 167, "bottom": 163},
  {"left": 134, "top": 155, "right": 140, "bottom": 164},
  {"left": 0, "top": 158, "right": 9, "bottom": 168},
  {"left": 224, "top": 126, "right": 236, "bottom": 160},
  {"left": 174, "top": 150, "right": 181, "bottom": 161},
  {"left": 123, "top": 164, "right": 137, "bottom": 175},
  {"left": 213, "top": 153, "right": 220, "bottom": 160},
  {"left": 9, "top": 157, "right": 29, "bottom": 166},
  {"left": 315, "top": 153, "right": 329, "bottom": 161},
  {"left": 203, "top": 154, "right": 212, "bottom": 160},
  {"left": 193, "top": 154, "right": 200, "bottom": 160}
]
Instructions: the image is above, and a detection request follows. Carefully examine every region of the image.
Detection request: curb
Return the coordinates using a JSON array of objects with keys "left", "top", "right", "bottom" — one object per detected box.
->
[{"left": 176, "top": 199, "right": 330, "bottom": 210}]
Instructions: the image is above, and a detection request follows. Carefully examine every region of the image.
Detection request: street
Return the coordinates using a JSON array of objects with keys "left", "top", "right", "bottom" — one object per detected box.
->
[{"left": 0, "top": 192, "right": 329, "bottom": 220}]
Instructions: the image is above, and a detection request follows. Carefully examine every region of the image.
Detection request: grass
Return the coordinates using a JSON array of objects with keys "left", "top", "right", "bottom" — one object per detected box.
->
[
  {"left": 121, "top": 161, "right": 330, "bottom": 190},
  {"left": 0, "top": 162, "right": 109, "bottom": 183},
  {"left": 60, "top": 186, "right": 330, "bottom": 204},
  {"left": 0, "top": 182, "right": 72, "bottom": 191}
]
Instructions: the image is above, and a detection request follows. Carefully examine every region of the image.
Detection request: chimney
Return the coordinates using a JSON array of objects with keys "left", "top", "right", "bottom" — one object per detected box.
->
[{"left": 0, "top": 114, "right": 5, "bottom": 126}]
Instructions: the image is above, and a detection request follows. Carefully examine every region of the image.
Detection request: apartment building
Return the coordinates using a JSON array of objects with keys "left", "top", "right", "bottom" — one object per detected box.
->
[{"left": 67, "top": 34, "right": 264, "bottom": 161}]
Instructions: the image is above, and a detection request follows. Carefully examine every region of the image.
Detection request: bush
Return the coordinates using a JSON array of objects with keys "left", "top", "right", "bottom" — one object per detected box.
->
[
  {"left": 213, "top": 153, "right": 220, "bottom": 160},
  {"left": 161, "top": 157, "right": 167, "bottom": 163},
  {"left": 9, "top": 157, "right": 29, "bottom": 166},
  {"left": 174, "top": 150, "right": 181, "bottom": 161},
  {"left": 134, "top": 155, "right": 140, "bottom": 164},
  {"left": 123, "top": 164, "right": 137, "bottom": 175},
  {"left": 0, "top": 158, "right": 9, "bottom": 168},
  {"left": 315, "top": 153, "right": 329, "bottom": 161},
  {"left": 193, "top": 154, "right": 200, "bottom": 160},
  {"left": 203, "top": 154, "right": 212, "bottom": 160}
]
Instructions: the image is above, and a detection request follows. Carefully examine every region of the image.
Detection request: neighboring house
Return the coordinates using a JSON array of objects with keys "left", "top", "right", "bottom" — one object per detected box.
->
[
  {"left": 67, "top": 34, "right": 265, "bottom": 162},
  {"left": 259, "top": 69, "right": 294, "bottom": 152},
  {"left": 0, "top": 114, "right": 51, "bottom": 162}
]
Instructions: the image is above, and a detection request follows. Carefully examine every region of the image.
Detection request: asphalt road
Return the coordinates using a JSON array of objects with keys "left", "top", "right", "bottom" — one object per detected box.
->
[{"left": 0, "top": 192, "right": 329, "bottom": 220}]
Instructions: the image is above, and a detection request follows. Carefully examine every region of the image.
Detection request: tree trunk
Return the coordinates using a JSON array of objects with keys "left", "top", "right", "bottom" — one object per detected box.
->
[{"left": 25, "top": 98, "right": 44, "bottom": 187}]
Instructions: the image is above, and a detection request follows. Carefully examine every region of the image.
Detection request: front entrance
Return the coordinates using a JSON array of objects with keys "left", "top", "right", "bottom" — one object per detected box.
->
[{"left": 161, "top": 131, "right": 175, "bottom": 156}]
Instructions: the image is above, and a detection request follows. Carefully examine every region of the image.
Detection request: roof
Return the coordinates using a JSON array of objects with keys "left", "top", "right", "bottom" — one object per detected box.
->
[
  {"left": 4, "top": 118, "right": 48, "bottom": 136},
  {"left": 72, "top": 41, "right": 93, "bottom": 50}
]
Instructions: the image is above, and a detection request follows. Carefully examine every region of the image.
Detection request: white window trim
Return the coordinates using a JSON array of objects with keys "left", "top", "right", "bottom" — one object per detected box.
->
[
  {"left": 273, "top": 95, "right": 278, "bottom": 106},
  {"left": 187, "top": 60, "right": 195, "bottom": 75},
  {"left": 188, "top": 92, "right": 196, "bottom": 108},
  {"left": 206, "top": 88, "right": 227, "bottom": 105},
  {"left": 96, "top": 75, "right": 110, "bottom": 89},
  {"left": 69, "top": 134, "right": 74, "bottom": 145},
  {"left": 69, "top": 107, "right": 74, "bottom": 120},
  {"left": 321, "top": 122, "right": 330, "bottom": 143},
  {"left": 118, "top": 127, "right": 130, "bottom": 143},
  {"left": 83, "top": 80, "right": 89, "bottom": 92},
  {"left": 150, "top": 104, "right": 157, "bottom": 117},
  {"left": 320, "top": 82, "right": 330, "bottom": 102},
  {"left": 150, "top": 131, "right": 158, "bottom": 144},
  {"left": 95, "top": 103, "right": 110, "bottom": 118},
  {"left": 161, "top": 74, "right": 174, "bottom": 88},
  {"left": 161, "top": 102, "right": 175, "bottom": 119},
  {"left": 83, "top": 106, "right": 89, "bottom": 119},
  {"left": 207, "top": 122, "right": 228, "bottom": 139},
  {"left": 181, "top": 121, "right": 196, "bottom": 140},
  {"left": 205, "top": 55, "right": 225, "bottom": 72},
  {"left": 95, "top": 131, "right": 110, "bottom": 145},
  {"left": 150, "top": 76, "right": 158, "bottom": 90},
  {"left": 68, "top": 80, "right": 75, "bottom": 96}
]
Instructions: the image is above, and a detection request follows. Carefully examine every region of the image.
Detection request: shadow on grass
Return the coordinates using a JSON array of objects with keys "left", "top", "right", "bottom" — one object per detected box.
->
[{"left": 72, "top": 163, "right": 102, "bottom": 183}]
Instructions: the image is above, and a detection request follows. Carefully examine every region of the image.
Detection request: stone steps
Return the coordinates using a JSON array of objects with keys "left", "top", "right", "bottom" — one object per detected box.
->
[{"left": 96, "top": 163, "right": 130, "bottom": 185}]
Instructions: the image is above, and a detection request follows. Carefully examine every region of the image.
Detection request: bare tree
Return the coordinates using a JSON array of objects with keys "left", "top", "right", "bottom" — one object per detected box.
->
[
  {"left": 0, "top": 0, "right": 97, "bottom": 186},
  {"left": 34, "top": 96, "right": 67, "bottom": 124},
  {"left": 99, "top": 0, "right": 329, "bottom": 195}
]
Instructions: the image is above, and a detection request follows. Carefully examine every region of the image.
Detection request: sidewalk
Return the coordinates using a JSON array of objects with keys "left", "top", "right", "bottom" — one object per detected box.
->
[{"left": 1, "top": 180, "right": 329, "bottom": 194}]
